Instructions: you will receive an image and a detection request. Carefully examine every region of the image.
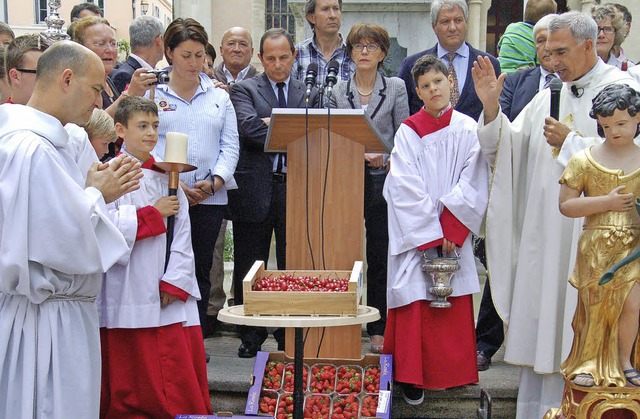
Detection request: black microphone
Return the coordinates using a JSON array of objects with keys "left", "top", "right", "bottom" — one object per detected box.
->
[
  {"left": 549, "top": 78, "right": 563, "bottom": 120},
  {"left": 324, "top": 60, "right": 339, "bottom": 96},
  {"left": 304, "top": 63, "right": 318, "bottom": 98}
]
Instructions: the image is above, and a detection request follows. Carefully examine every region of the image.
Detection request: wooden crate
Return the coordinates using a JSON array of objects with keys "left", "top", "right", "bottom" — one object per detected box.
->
[{"left": 242, "top": 260, "right": 362, "bottom": 316}]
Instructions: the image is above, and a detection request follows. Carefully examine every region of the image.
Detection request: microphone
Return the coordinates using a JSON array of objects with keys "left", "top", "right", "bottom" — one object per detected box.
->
[
  {"left": 304, "top": 63, "right": 318, "bottom": 98},
  {"left": 324, "top": 60, "right": 339, "bottom": 96},
  {"left": 549, "top": 78, "right": 563, "bottom": 120}
]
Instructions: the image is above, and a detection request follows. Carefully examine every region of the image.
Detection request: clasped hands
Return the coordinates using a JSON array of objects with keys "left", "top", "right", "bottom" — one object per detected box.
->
[
  {"left": 86, "top": 154, "right": 143, "bottom": 203},
  {"left": 181, "top": 175, "right": 224, "bottom": 206}
]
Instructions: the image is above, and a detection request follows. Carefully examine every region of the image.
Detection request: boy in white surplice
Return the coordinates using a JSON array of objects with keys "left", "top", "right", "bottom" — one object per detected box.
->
[
  {"left": 98, "top": 96, "right": 212, "bottom": 418},
  {"left": 382, "top": 55, "right": 489, "bottom": 404}
]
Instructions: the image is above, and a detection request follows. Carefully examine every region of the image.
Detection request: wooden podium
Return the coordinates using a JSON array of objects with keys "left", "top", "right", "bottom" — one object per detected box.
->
[{"left": 265, "top": 108, "right": 387, "bottom": 359}]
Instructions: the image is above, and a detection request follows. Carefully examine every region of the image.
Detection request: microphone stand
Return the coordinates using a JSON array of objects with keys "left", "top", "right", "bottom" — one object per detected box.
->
[{"left": 318, "top": 83, "right": 326, "bottom": 109}]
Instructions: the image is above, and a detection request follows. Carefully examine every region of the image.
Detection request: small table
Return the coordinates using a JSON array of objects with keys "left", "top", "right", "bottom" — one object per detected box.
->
[{"left": 218, "top": 305, "right": 380, "bottom": 419}]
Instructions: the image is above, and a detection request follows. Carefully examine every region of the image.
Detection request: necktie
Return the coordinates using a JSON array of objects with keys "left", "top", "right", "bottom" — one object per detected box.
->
[
  {"left": 447, "top": 52, "right": 460, "bottom": 107},
  {"left": 276, "top": 82, "right": 287, "bottom": 172},
  {"left": 543, "top": 73, "right": 558, "bottom": 89},
  {"left": 277, "top": 81, "right": 287, "bottom": 107}
]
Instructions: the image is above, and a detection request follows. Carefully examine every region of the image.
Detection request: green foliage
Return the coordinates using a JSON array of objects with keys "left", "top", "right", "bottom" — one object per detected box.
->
[{"left": 118, "top": 38, "right": 130, "bottom": 56}]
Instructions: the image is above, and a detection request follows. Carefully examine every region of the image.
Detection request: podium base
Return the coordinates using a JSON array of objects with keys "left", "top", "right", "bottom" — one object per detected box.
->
[
  {"left": 284, "top": 325, "right": 362, "bottom": 360},
  {"left": 544, "top": 377, "right": 640, "bottom": 419}
]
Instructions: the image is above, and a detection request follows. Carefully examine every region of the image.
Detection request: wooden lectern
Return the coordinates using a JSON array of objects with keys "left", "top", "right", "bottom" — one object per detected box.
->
[{"left": 265, "top": 107, "right": 387, "bottom": 359}]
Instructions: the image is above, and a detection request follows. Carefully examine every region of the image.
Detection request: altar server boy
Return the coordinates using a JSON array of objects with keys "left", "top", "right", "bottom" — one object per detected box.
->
[
  {"left": 382, "top": 55, "right": 489, "bottom": 404},
  {"left": 98, "top": 96, "right": 212, "bottom": 418}
]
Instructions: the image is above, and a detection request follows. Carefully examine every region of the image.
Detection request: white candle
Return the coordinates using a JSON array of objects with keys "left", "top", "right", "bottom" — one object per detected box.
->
[{"left": 164, "top": 132, "right": 188, "bottom": 163}]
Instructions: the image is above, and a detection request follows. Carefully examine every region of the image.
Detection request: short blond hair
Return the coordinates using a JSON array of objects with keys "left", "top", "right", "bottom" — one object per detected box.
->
[{"left": 84, "top": 109, "right": 117, "bottom": 143}]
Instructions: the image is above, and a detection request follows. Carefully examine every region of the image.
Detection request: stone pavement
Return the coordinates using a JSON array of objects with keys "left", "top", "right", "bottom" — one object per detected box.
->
[{"left": 204, "top": 329, "right": 519, "bottom": 418}]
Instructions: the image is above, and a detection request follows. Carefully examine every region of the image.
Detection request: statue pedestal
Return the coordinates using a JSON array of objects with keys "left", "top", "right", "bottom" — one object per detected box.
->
[{"left": 544, "top": 378, "right": 640, "bottom": 419}]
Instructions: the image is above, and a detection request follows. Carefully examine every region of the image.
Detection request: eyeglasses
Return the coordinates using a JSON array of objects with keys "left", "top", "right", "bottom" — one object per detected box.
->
[
  {"left": 352, "top": 43, "right": 380, "bottom": 52},
  {"left": 16, "top": 68, "right": 37, "bottom": 74},
  {"left": 597, "top": 26, "right": 615, "bottom": 35},
  {"left": 92, "top": 40, "right": 118, "bottom": 50}
]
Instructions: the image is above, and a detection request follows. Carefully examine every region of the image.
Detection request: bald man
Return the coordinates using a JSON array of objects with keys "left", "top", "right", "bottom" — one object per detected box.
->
[
  {"left": 0, "top": 41, "right": 142, "bottom": 418},
  {"left": 212, "top": 26, "right": 259, "bottom": 92}
]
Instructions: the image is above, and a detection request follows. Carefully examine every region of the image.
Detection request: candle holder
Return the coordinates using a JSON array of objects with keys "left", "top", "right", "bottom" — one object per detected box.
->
[
  {"left": 40, "top": 0, "right": 70, "bottom": 46},
  {"left": 154, "top": 132, "right": 196, "bottom": 271}
]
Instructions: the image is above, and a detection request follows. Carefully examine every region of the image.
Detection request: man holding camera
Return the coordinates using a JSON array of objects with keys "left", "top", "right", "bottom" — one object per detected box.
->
[{"left": 109, "top": 16, "right": 165, "bottom": 94}]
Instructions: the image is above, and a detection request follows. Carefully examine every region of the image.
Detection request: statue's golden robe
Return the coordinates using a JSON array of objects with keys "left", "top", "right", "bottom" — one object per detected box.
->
[{"left": 560, "top": 148, "right": 640, "bottom": 387}]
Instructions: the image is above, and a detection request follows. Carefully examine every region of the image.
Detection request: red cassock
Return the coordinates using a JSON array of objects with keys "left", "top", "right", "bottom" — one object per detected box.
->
[{"left": 382, "top": 107, "right": 488, "bottom": 390}]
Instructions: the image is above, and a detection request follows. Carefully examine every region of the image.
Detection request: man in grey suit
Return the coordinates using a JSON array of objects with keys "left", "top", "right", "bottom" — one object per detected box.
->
[
  {"left": 229, "top": 28, "right": 318, "bottom": 358},
  {"left": 213, "top": 27, "right": 259, "bottom": 93},
  {"left": 109, "top": 16, "right": 164, "bottom": 94}
]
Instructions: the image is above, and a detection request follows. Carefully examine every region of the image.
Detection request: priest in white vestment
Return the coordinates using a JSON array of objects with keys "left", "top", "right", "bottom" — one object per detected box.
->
[
  {"left": 0, "top": 42, "right": 142, "bottom": 419},
  {"left": 471, "top": 11, "right": 640, "bottom": 418}
]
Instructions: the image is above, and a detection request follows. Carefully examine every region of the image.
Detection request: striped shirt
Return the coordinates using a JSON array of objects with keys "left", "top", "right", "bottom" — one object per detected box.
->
[
  {"left": 291, "top": 35, "right": 355, "bottom": 84},
  {"left": 498, "top": 21, "right": 536, "bottom": 74},
  {"left": 151, "top": 73, "right": 239, "bottom": 206}
]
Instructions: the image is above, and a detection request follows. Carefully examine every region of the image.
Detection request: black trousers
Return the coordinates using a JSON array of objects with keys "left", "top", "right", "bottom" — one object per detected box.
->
[
  {"left": 189, "top": 204, "right": 226, "bottom": 337},
  {"left": 474, "top": 238, "right": 504, "bottom": 358},
  {"left": 233, "top": 180, "right": 286, "bottom": 346},
  {"left": 364, "top": 167, "right": 388, "bottom": 337}
]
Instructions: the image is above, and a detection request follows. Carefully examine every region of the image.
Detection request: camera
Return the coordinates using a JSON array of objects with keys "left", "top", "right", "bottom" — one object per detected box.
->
[{"left": 146, "top": 69, "right": 170, "bottom": 85}]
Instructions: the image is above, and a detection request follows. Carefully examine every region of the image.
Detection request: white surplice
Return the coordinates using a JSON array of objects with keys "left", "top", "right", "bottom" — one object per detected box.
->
[
  {"left": 384, "top": 110, "right": 489, "bottom": 309},
  {"left": 477, "top": 59, "right": 640, "bottom": 417},
  {"left": 99, "top": 160, "right": 201, "bottom": 329},
  {"left": 0, "top": 104, "right": 130, "bottom": 418}
]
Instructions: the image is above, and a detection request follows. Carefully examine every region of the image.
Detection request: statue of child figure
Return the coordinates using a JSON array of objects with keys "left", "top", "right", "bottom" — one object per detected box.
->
[{"left": 559, "top": 83, "right": 640, "bottom": 388}]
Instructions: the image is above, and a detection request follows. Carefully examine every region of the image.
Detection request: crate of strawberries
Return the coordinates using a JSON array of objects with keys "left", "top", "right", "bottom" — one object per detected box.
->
[
  {"left": 246, "top": 352, "right": 393, "bottom": 419},
  {"left": 242, "top": 261, "right": 362, "bottom": 316}
]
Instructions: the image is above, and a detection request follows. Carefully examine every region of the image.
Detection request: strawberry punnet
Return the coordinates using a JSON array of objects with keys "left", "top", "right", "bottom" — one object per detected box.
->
[{"left": 310, "top": 364, "right": 337, "bottom": 394}]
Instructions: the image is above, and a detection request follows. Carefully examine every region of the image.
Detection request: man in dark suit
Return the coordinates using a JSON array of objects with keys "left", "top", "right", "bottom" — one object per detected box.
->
[
  {"left": 397, "top": 0, "right": 501, "bottom": 119},
  {"left": 212, "top": 27, "right": 259, "bottom": 93},
  {"left": 109, "top": 16, "right": 164, "bottom": 93},
  {"left": 229, "top": 28, "right": 318, "bottom": 358},
  {"left": 474, "top": 13, "right": 558, "bottom": 372}
]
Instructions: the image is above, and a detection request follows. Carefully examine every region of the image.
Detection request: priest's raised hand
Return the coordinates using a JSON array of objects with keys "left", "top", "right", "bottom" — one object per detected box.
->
[{"left": 471, "top": 55, "right": 507, "bottom": 124}]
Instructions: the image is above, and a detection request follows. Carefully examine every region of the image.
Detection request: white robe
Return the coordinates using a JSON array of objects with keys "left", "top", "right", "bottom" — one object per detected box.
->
[
  {"left": 384, "top": 110, "right": 489, "bottom": 309},
  {"left": 99, "top": 161, "right": 201, "bottom": 329},
  {"left": 477, "top": 59, "right": 640, "bottom": 417},
  {"left": 0, "top": 104, "right": 130, "bottom": 418},
  {"left": 63, "top": 123, "right": 100, "bottom": 179}
]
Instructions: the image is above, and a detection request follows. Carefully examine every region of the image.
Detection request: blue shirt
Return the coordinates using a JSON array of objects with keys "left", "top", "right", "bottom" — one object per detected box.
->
[
  {"left": 151, "top": 73, "right": 240, "bottom": 206},
  {"left": 437, "top": 42, "right": 470, "bottom": 93}
]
